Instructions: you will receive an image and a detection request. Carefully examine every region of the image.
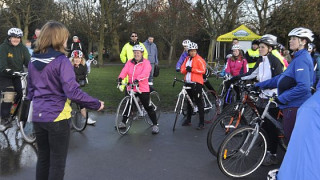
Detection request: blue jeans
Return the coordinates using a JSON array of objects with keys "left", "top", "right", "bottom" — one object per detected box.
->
[{"left": 34, "top": 119, "right": 70, "bottom": 180}]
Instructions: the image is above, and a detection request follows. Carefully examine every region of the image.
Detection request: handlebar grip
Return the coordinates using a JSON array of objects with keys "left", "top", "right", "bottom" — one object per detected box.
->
[{"left": 172, "top": 80, "right": 176, "bottom": 87}]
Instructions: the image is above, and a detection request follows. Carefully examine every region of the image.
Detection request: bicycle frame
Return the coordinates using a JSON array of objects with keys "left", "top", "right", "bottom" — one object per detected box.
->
[
  {"left": 174, "top": 85, "right": 195, "bottom": 114},
  {"left": 120, "top": 84, "right": 145, "bottom": 120}
]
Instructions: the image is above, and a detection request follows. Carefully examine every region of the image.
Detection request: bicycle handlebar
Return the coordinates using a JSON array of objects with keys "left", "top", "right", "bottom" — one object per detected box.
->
[
  {"left": 172, "top": 77, "right": 185, "bottom": 87},
  {"left": 117, "top": 82, "right": 141, "bottom": 94}
]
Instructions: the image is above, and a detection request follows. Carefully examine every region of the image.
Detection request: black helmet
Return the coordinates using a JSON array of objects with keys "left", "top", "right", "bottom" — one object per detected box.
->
[{"left": 252, "top": 40, "right": 259, "bottom": 45}]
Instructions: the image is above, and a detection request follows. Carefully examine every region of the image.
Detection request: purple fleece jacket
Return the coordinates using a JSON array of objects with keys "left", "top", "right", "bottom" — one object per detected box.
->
[{"left": 28, "top": 49, "right": 100, "bottom": 122}]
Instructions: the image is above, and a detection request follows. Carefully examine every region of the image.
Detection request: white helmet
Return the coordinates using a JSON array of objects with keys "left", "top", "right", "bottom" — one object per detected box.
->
[
  {"left": 187, "top": 42, "right": 198, "bottom": 50},
  {"left": 132, "top": 44, "right": 144, "bottom": 52},
  {"left": 231, "top": 44, "right": 241, "bottom": 50},
  {"left": 262, "top": 34, "right": 277, "bottom": 43},
  {"left": 8, "top": 28, "right": 23, "bottom": 37},
  {"left": 182, "top": 39, "right": 191, "bottom": 46},
  {"left": 73, "top": 36, "right": 79, "bottom": 39},
  {"left": 71, "top": 50, "right": 84, "bottom": 58},
  {"left": 288, "top": 27, "right": 314, "bottom": 42}
]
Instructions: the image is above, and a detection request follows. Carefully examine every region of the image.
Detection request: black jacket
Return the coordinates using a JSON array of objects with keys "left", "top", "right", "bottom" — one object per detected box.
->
[{"left": 73, "top": 64, "right": 87, "bottom": 82}]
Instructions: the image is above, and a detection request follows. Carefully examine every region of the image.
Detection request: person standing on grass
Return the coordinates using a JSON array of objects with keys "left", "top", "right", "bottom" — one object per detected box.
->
[
  {"left": 28, "top": 21, "right": 104, "bottom": 180},
  {"left": 143, "top": 36, "right": 158, "bottom": 86},
  {"left": 119, "top": 32, "right": 148, "bottom": 91}
]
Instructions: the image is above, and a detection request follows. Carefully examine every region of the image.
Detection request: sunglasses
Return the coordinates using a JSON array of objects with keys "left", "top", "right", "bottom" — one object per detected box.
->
[{"left": 131, "top": 35, "right": 137, "bottom": 37}]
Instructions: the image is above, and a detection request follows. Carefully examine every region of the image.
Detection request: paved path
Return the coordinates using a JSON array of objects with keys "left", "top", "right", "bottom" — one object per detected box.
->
[{"left": 0, "top": 112, "right": 281, "bottom": 180}]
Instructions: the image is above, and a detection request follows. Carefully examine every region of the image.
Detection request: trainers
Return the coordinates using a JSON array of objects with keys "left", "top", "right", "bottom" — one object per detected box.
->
[
  {"left": 118, "top": 122, "right": 126, "bottom": 129},
  {"left": 152, "top": 125, "right": 159, "bottom": 134},
  {"left": 196, "top": 123, "right": 205, "bottom": 130},
  {"left": 87, "top": 117, "right": 96, "bottom": 125},
  {"left": 262, "top": 152, "right": 279, "bottom": 166}
]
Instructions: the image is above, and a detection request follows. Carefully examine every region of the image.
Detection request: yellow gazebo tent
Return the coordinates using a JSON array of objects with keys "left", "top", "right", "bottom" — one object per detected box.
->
[
  {"left": 214, "top": 25, "right": 261, "bottom": 60},
  {"left": 217, "top": 25, "right": 261, "bottom": 42}
]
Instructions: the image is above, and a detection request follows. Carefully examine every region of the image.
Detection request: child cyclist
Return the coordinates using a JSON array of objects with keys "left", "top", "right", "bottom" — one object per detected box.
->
[{"left": 70, "top": 50, "right": 96, "bottom": 125}]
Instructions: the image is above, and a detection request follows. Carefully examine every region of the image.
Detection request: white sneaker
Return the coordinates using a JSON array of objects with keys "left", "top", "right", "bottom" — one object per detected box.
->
[
  {"left": 118, "top": 122, "right": 126, "bottom": 129},
  {"left": 87, "top": 117, "right": 96, "bottom": 125},
  {"left": 152, "top": 125, "right": 159, "bottom": 134}
]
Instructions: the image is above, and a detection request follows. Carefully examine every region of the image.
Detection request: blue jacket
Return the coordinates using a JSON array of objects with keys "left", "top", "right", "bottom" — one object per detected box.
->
[
  {"left": 256, "top": 49, "right": 313, "bottom": 109},
  {"left": 143, "top": 40, "right": 158, "bottom": 64},
  {"left": 176, "top": 51, "right": 188, "bottom": 70},
  {"left": 277, "top": 91, "right": 320, "bottom": 180}
]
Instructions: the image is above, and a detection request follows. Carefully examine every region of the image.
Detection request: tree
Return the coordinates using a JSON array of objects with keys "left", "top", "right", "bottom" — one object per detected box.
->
[{"left": 187, "top": 0, "right": 244, "bottom": 61}]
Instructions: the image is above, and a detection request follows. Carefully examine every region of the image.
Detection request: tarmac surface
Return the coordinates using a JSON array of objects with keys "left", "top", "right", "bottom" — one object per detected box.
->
[{"left": 0, "top": 112, "right": 282, "bottom": 180}]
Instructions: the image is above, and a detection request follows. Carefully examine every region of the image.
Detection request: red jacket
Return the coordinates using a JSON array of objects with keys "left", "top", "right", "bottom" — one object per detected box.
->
[
  {"left": 225, "top": 57, "right": 248, "bottom": 76},
  {"left": 181, "top": 54, "right": 206, "bottom": 85}
]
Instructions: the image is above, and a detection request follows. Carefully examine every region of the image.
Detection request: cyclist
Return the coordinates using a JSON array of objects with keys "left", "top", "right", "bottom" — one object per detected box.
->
[
  {"left": 70, "top": 50, "right": 96, "bottom": 125},
  {"left": 275, "top": 90, "right": 320, "bottom": 180},
  {"left": 230, "top": 36, "right": 284, "bottom": 166},
  {"left": 255, "top": 27, "right": 314, "bottom": 143},
  {"left": 244, "top": 40, "right": 260, "bottom": 72},
  {"left": 225, "top": 44, "right": 248, "bottom": 76},
  {"left": 262, "top": 34, "right": 288, "bottom": 70},
  {"left": 69, "top": 35, "right": 86, "bottom": 58},
  {"left": 28, "top": 21, "right": 104, "bottom": 180},
  {"left": 117, "top": 44, "right": 159, "bottom": 134},
  {"left": 119, "top": 32, "right": 148, "bottom": 91},
  {"left": 176, "top": 39, "right": 191, "bottom": 72},
  {"left": 180, "top": 42, "right": 206, "bottom": 129},
  {"left": 0, "top": 27, "right": 30, "bottom": 126}
]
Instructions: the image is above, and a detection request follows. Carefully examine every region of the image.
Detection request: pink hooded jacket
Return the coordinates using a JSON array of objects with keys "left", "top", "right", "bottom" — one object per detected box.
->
[{"left": 119, "top": 59, "right": 151, "bottom": 92}]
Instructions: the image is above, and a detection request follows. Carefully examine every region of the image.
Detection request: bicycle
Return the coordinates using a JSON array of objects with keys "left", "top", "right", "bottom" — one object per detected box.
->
[
  {"left": 172, "top": 77, "right": 217, "bottom": 131},
  {"left": 70, "top": 101, "right": 88, "bottom": 132},
  {"left": 0, "top": 72, "right": 36, "bottom": 143},
  {"left": 207, "top": 82, "right": 259, "bottom": 156},
  {"left": 217, "top": 92, "right": 287, "bottom": 178},
  {"left": 115, "top": 83, "right": 161, "bottom": 135},
  {"left": 217, "top": 75, "right": 239, "bottom": 112}
]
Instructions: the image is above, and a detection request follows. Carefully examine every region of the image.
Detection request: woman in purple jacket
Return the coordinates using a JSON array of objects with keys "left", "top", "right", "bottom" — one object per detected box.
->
[{"left": 28, "top": 21, "right": 104, "bottom": 180}]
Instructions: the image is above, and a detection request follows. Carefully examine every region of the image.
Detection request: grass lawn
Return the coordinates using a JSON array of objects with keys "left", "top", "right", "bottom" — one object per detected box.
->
[{"left": 82, "top": 65, "right": 222, "bottom": 112}]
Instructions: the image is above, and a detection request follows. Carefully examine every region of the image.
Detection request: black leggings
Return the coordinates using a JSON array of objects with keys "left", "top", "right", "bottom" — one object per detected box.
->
[
  {"left": 185, "top": 83, "right": 204, "bottom": 125},
  {"left": 122, "top": 92, "right": 157, "bottom": 125}
]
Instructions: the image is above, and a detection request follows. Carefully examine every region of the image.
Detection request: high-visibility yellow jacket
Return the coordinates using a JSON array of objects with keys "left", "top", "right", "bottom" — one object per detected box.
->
[
  {"left": 245, "top": 49, "right": 260, "bottom": 69},
  {"left": 120, "top": 42, "right": 148, "bottom": 63}
]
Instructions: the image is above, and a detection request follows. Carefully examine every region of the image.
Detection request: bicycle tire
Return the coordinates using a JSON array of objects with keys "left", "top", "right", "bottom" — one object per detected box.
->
[
  {"left": 115, "top": 96, "right": 133, "bottom": 135},
  {"left": 70, "top": 103, "right": 88, "bottom": 132},
  {"left": 93, "top": 60, "right": 98, "bottom": 65},
  {"left": 144, "top": 91, "right": 161, "bottom": 125},
  {"left": 207, "top": 106, "right": 246, "bottom": 156},
  {"left": 19, "top": 120, "right": 36, "bottom": 143},
  {"left": 217, "top": 126, "right": 267, "bottom": 178},
  {"left": 204, "top": 90, "right": 218, "bottom": 122},
  {"left": 173, "top": 93, "right": 184, "bottom": 131}
]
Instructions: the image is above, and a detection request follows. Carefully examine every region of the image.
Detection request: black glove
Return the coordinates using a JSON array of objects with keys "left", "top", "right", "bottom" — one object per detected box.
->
[
  {"left": 117, "top": 77, "right": 122, "bottom": 83},
  {"left": 230, "top": 76, "right": 241, "bottom": 83},
  {"left": 249, "top": 84, "right": 260, "bottom": 92},
  {"left": 176, "top": 68, "right": 180, "bottom": 72},
  {"left": 186, "top": 66, "right": 192, "bottom": 72},
  {"left": 274, "top": 96, "right": 285, "bottom": 105},
  {"left": 133, "top": 79, "right": 139, "bottom": 85}
]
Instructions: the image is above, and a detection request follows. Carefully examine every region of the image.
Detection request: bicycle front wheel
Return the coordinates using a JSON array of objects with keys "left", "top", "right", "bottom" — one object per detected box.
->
[
  {"left": 70, "top": 103, "right": 87, "bottom": 132},
  {"left": 144, "top": 91, "right": 161, "bottom": 125},
  {"left": 207, "top": 106, "right": 245, "bottom": 156},
  {"left": 217, "top": 126, "right": 267, "bottom": 178},
  {"left": 115, "top": 96, "right": 133, "bottom": 135}
]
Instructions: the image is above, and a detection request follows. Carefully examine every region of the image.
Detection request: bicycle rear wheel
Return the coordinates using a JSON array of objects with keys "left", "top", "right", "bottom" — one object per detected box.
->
[
  {"left": 173, "top": 94, "right": 184, "bottom": 131},
  {"left": 217, "top": 126, "right": 267, "bottom": 178},
  {"left": 115, "top": 96, "right": 133, "bottom": 135},
  {"left": 204, "top": 90, "right": 218, "bottom": 123},
  {"left": 70, "top": 103, "right": 87, "bottom": 132},
  {"left": 144, "top": 91, "right": 161, "bottom": 125}
]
